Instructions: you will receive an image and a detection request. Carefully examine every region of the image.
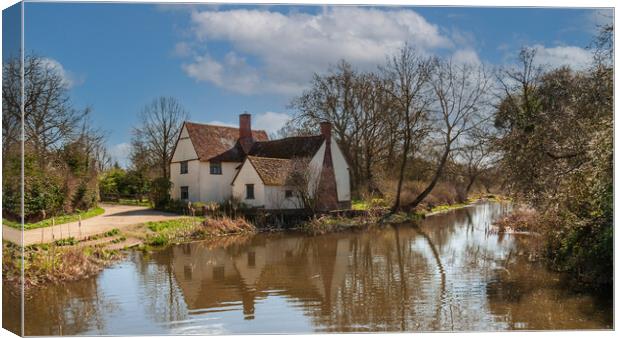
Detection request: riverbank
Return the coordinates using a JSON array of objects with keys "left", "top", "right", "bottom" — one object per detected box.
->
[
  {"left": 298, "top": 194, "right": 508, "bottom": 234},
  {"left": 2, "top": 216, "right": 257, "bottom": 289}
]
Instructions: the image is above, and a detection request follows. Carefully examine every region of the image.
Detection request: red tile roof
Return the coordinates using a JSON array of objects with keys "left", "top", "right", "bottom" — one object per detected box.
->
[
  {"left": 183, "top": 122, "right": 268, "bottom": 161},
  {"left": 181, "top": 122, "right": 327, "bottom": 166}
]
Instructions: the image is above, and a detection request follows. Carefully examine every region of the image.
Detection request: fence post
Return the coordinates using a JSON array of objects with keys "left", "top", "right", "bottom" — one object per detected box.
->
[{"left": 78, "top": 215, "right": 82, "bottom": 239}]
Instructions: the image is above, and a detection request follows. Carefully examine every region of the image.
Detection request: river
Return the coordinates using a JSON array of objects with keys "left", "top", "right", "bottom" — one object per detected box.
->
[{"left": 3, "top": 202, "right": 612, "bottom": 334}]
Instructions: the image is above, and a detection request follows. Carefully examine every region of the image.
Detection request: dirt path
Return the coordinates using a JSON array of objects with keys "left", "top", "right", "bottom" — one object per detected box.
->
[{"left": 2, "top": 204, "right": 183, "bottom": 246}]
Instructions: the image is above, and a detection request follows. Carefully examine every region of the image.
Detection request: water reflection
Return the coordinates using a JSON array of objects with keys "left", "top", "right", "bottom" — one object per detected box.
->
[{"left": 5, "top": 202, "right": 612, "bottom": 334}]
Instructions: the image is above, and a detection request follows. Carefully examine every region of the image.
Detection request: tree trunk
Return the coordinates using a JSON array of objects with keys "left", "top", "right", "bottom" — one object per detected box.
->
[
  {"left": 391, "top": 135, "right": 410, "bottom": 213},
  {"left": 406, "top": 145, "right": 450, "bottom": 210}
]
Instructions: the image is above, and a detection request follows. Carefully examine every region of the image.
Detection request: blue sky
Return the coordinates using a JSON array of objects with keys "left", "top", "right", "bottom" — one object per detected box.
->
[{"left": 3, "top": 3, "right": 612, "bottom": 166}]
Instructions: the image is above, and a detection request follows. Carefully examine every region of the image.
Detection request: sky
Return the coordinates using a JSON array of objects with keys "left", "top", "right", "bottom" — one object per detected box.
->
[{"left": 2, "top": 3, "right": 613, "bottom": 167}]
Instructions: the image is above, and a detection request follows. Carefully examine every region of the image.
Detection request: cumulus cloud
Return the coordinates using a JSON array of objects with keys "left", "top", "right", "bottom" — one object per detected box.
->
[
  {"left": 182, "top": 7, "right": 453, "bottom": 94},
  {"left": 529, "top": 44, "right": 593, "bottom": 70},
  {"left": 109, "top": 142, "right": 131, "bottom": 168},
  {"left": 40, "top": 58, "right": 84, "bottom": 88},
  {"left": 208, "top": 111, "right": 291, "bottom": 134},
  {"left": 173, "top": 42, "right": 192, "bottom": 57},
  {"left": 253, "top": 112, "right": 291, "bottom": 133},
  {"left": 452, "top": 48, "right": 481, "bottom": 65}
]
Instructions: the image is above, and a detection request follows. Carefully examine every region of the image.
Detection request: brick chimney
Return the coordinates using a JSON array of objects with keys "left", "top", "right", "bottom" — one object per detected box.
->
[
  {"left": 239, "top": 113, "right": 254, "bottom": 153},
  {"left": 317, "top": 121, "right": 339, "bottom": 211},
  {"left": 320, "top": 121, "right": 332, "bottom": 145}
]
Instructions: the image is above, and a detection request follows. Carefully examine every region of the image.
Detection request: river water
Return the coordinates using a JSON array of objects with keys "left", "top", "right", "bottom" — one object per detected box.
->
[{"left": 3, "top": 202, "right": 612, "bottom": 334}]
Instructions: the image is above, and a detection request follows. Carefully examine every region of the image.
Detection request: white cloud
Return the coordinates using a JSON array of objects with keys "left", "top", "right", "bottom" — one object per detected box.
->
[
  {"left": 40, "top": 58, "right": 84, "bottom": 88},
  {"left": 109, "top": 142, "right": 131, "bottom": 168},
  {"left": 173, "top": 42, "right": 192, "bottom": 57},
  {"left": 182, "top": 7, "right": 453, "bottom": 94},
  {"left": 452, "top": 48, "right": 481, "bottom": 65},
  {"left": 208, "top": 111, "right": 291, "bottom": 134},
  {"left": 529, "top": 44, "right": 593, "bottom": 70},
  {"left": 253, "top": 112, "right": 291, "bottom": 133}
]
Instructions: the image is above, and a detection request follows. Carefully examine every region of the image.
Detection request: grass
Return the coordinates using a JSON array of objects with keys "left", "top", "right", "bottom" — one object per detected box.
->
[
  {"left": 351, "top": 198, "right": 387, "bottom": 211},
  {"left": 144, "top": 216, "right": 255, "bottom": 247},
  {"left": 3, "top": 240, "right": 123, "bottom": 288},
  {"left": 105, "top": 199, "right": 151, "bottom": 207},
  {"left": 3, "top": 207, "right": 105, "bottom": 230},
  {"left": 428, "top": 202, "right": 471, "bottom": 214}
]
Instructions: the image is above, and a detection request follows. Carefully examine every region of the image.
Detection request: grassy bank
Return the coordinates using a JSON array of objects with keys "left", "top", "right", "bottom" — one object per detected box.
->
[
  {"left": 139, "top": 216, "right": 256, "bottom": 247},
  {"left": 2, "top": 240, "right": 123, "bottom": 288},
  {"left": 3, "top": 207, "right": 105, "bottom": 230}
]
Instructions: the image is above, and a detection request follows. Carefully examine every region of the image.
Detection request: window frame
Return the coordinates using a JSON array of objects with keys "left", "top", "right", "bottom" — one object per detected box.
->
[
  {"left": 285, "top": 189, "right": 293, "bottom": 198},
  {"left": 245, "top": 184, "right": 255, "bottom": 200},
  {"left": 180, "top": 186, "right": 189, "bottom": 200},
  {"left": 210, "top": 162, "right": 222, "bottom": 175},
  {"left": 180, "top": 161, "right": 188, "bottom": 174}
]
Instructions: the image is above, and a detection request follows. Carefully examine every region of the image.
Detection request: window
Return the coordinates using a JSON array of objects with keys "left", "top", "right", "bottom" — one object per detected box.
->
[
  {"left": 285, "top": 190, "right": 293, "bottom": 198},
  {"left": 180, "top": 186, "right": 189, "bottom": 200},
  {"left": 210, "top": 162, "right": 222, "bottom": 175},
  {"left": 180, "top": 161, "right": 188, "bottom": 174},
  {"left": 246, "top": 184, "right": 255, "bottom": 200}
]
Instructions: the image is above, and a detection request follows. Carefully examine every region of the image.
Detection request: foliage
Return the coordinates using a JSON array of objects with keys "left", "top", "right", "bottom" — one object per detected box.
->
[
  {"left": 99, "top": 166, "right": 150, "bottom": 201},
  {"left": 494, "top": 25, "right": 613, "bottom": 289},
  {"left": 54, "top": 237, "right": 78, "bottom": 247},
  {"left": 148, "top": 177, "right": 173, "bottom": 209},
  {"left": 2, "top": 53, "right": 105, "bottom": 223}
]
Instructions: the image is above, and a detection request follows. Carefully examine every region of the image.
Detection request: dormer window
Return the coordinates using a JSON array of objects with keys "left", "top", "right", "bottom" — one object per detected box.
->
[
  {"left": 180, "top": 161, "right": 188, "bottom": 174},
  {"left": 210, "top": 162, "right": 222, "bottom": 175}
]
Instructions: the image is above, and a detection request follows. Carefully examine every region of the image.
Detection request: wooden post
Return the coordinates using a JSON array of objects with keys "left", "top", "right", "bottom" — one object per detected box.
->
[{"left": 78, "top": 215, "right": 82, "bottom": 239}]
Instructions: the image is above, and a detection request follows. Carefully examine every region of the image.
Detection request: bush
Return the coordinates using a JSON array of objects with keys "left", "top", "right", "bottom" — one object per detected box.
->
[
  {"left": 149, "top": 177, "right": 172, "bottom": 209},
  {"left": 202, "top": 217, "right": 256, "bottom": 234},
  {"left": 72, "top": 181, "right": 97, "bottom": 211},
  {"left": 493, "top": 208, "right": 538, "bottom": 233}
]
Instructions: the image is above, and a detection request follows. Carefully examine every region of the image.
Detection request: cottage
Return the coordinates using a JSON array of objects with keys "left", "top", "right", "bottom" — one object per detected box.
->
[{"left": 169, "top": 113, "right": 351, "bottom": 211}]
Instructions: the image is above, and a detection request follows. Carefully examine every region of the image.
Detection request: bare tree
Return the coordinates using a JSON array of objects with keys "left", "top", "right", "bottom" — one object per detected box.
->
[
  {"left": 285, "top": 157, "right": 321, "bottom": 213},
  {"left": 3, "top": 54, "right": 88, "bottom": 167},
  {"left": 381, "top": 45, "right": 433, "bottom": 212},
  {"left": 132, "top": 96, "right": 189, "bottom": 179},
  {"left": 405, "top": 58, "right": 491, "bottom": 209}
]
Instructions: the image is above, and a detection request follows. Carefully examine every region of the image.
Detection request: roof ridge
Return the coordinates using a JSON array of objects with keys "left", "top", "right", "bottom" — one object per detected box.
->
[
  {"left": 184, "top": 121, "right": 267, "bottom": 133},
  {"left": 255, "top": 134, "right": 323, "bottom": 143},
  {"left": 247, "top": 155, "right": 292, "bottom": 161}
]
